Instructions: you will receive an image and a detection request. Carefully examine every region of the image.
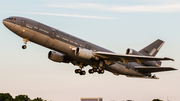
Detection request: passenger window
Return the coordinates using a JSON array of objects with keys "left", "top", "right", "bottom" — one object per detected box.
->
[
  {"left": 56, "top": 32, "right": 61, "bottom": 39},
  {"left": 38, "top": 23, "right": 50, "bottom": 35}
]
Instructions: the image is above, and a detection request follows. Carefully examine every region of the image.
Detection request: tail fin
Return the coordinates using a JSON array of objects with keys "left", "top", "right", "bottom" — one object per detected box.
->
[{"left": 139, "top": 39, "right": 165, "bottom": 56}]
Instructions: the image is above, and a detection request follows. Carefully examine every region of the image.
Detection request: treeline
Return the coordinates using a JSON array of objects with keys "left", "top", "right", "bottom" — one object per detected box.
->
[
  {"left": 0, "top": 93, "right": 47, "bottom": 101},
  {"left": 152, "top": 99, "right": 162, "bottom": 101}
]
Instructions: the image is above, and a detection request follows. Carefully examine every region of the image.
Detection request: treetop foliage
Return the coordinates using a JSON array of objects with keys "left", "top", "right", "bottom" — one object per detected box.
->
[
  {"left": 0, "top": 93, "right": 46, "bottom": 101},
  {"left": 152, "top": 99, "right": 163, "bottom": 101}
]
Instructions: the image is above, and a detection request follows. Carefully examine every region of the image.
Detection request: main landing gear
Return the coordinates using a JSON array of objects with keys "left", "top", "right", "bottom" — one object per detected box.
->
[
  {"left": 22, "top": 38, "right": 28, "bottom": 49},
  {"left": 75, "top": 67, "right": 105, "bottom": 75},
  {"left": 88, "top": 68, "right": 104, "bottom": 74},
  {"left": 75, "top": 69, "right": 86, "bottom": 75}
]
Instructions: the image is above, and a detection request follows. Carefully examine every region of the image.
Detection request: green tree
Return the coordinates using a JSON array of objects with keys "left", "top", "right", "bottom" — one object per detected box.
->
[
  {"left": 14, "top": 95, "right": 30, "bottom": 101},
  {"left": 0, "top": 93, "right": 13, "bottom": 101},
  {"left": 152, "top": 99, "right": 163, "bottom": 101},
  {"left": 32, "top": 97, "right": 44, "bottom": 101}
]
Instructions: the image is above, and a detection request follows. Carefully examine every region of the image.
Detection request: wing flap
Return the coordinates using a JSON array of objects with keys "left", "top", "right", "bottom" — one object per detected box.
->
[{"left": 134, "top": 66, "right": 177, "bottom": 73}]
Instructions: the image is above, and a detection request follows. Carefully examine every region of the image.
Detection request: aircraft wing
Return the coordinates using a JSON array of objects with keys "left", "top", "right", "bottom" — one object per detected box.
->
[
  {"left": 94, "top": 51, "right": 174, "bottom": 63},
  {"left": 134, "top": 66, "right": 177, "bottom": 73}
]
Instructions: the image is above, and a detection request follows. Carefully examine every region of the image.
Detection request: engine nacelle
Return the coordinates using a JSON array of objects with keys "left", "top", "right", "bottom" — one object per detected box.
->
[
  {"left": 48, "top": 51, "right": 64, "bottom": 62},
  {"left": 126, "top": 48, "right": 158, "bottom": 66},
  {"left": 126, "top": 48, "right": 143, "bottom": 55},
  {"left": 75, "top": 47, "right": 94, "bottom": 60}
]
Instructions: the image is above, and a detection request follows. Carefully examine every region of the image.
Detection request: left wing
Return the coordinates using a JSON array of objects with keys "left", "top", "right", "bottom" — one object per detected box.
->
[{"left": 94, "top": 51, "right": 174, "bottom": 63}]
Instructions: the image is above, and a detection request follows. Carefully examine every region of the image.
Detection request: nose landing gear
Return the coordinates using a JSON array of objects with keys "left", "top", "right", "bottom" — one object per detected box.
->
[
  {"left": 22, "top": 38, "right": 28, "bottom": 49},
  {"left": 22, "top": 45, "right": 27, "bottom": 49}
]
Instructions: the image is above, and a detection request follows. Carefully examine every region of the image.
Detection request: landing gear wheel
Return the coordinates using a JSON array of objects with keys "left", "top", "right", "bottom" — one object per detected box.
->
[
  {"left": 93, "top": 68, "right": 100, "bottom": 72},
  {"left": 96, "top": 68, "right": 100, "bottom": 72},
  {"left": 75, "top": 69, "right": 78, "bottom": 74},
  {"left": 93, "top": 68, "right": 97, "bottom": 72},
  {"left": 75, "top": 69, "right": 81, "bottom": 74},
  {"left": 98, "top": 69, "right": 105, "bottom": 74},
  {"left": 22, "top": 45, "right": 27, "bottom": 49},
  {"left": 80, "top": 71, "right": 86, "bottom": 75},
  {"left": 88, "top": 69, "right": 94, "bottom": 74}
]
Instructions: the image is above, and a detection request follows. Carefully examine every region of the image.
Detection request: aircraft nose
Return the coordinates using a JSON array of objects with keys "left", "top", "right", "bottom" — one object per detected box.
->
[
  {"left": 2, "top": 18, "right": 12, "bottom": 29},
  {"left": 3, "top": 19, "right": 8, "bottom": 26}
]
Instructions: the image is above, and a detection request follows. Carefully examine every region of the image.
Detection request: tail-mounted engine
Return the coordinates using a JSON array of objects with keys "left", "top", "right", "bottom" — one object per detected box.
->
[
  {"left": 48, "top": 51, "right": 64, "bottom": 62},
  {"left": 126, "top": 48, "right": 160, "bottom": 66},
  {"left": 126, "top": 48, "right": 143, "bottom": 55}
]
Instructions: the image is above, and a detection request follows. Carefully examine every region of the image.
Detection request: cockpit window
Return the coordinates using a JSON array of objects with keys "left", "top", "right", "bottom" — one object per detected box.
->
[
  {"left": 7, "top": 17, "right": 16, "bottom": 21},
  {"left": 8, "top": 17, "right": 12, "bottom": 20}
]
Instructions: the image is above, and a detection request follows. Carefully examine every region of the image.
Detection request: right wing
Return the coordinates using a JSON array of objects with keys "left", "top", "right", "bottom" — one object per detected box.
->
[{"left": 94, "top": 51, "right": 174, "bottom": 63}]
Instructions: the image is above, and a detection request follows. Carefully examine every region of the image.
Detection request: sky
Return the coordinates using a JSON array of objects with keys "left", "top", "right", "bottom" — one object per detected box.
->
[{"left": 0, "top": 0, "right": 180, "bottom": 101}]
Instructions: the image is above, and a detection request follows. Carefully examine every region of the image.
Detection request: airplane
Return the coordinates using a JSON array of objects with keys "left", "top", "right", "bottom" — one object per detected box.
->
[{"left": 3, "top": 16, "right": 177, "bottom": 79}]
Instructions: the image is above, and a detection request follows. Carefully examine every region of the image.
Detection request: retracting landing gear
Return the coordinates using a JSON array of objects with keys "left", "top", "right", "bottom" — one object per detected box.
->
[{"left": 22, "top": 38, "right": 28, "bottom": 49}]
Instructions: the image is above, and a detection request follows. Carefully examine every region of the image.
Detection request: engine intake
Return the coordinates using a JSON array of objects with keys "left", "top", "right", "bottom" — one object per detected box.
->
[
  {"left": 126, "top": 48, "right": 143, "bottom": 55},
  {"left": 48, "top": 51, "right": 64, "bottom": 62}
]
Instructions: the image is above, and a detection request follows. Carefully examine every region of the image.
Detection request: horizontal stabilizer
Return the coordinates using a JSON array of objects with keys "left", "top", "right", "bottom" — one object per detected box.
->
[{"left": 135, "top": 66, "right": 177, "bottom": 73}]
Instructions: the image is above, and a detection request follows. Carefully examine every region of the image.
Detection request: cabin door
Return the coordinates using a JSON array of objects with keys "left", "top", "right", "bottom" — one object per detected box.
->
[
  {"left": 21, "top": 20, "right": 25, "bottom": 26},
  {"left": 50, "top": 30, "right": 55, "bottom": 39}
]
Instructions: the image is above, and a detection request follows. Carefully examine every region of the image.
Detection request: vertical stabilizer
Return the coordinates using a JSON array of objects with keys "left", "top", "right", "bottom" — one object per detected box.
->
[{"left": 139, "top": 39, "right": 165, "bottom": 56}]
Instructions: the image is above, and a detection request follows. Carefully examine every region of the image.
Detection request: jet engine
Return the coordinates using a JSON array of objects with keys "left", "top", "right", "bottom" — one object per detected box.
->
[
  {"left": 48, "top": 51, "right": 64, "bottom": 62},
  {"left": 126, "top": 48, "right": 143, "bottom": 55},
  {"left": 126, "top": 48, "right": 159, "bottom": 66},
  {"left": 75, "top": 47, "right": 94, "bottom": 60}
]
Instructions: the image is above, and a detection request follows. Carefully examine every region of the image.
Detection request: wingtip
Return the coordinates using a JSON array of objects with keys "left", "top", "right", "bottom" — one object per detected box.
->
[
  {"left": 170, "top": 58, "right": 175, "bottom": 61},
  {"left": 157, "top": 39, "right": 165, "bottom": 43},
  {"left": 164, "top": 57, "right": 175, "bottom": 61}
]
